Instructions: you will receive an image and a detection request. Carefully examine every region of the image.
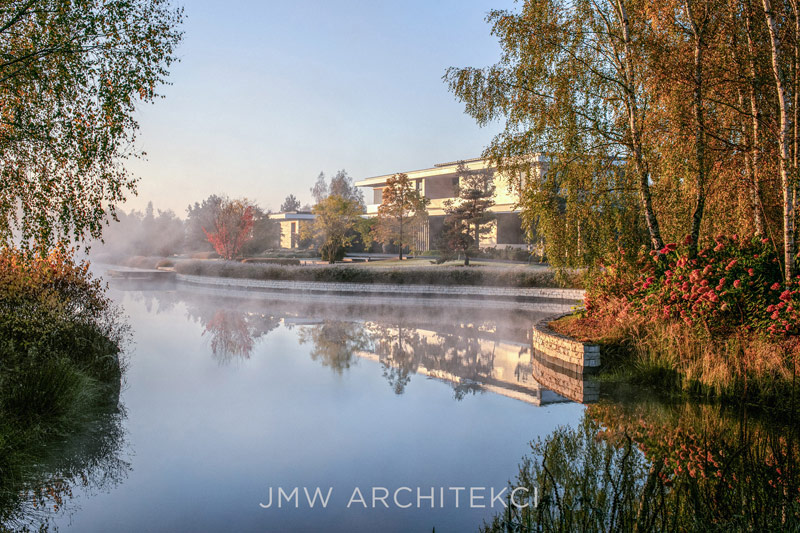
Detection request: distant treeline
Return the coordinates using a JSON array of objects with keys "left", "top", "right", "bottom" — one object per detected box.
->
[{"left": 92, "top": 195, "right": 280, "bottom": 259}]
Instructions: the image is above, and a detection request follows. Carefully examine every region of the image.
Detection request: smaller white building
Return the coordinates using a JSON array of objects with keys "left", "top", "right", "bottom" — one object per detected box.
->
[{"left": 272, "top": 211, "right": 315, "bottom": 249}]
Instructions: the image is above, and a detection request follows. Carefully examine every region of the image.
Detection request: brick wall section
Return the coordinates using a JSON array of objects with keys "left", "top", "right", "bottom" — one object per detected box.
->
[
  {"left": 175, "top": 273, "right": 585, "bottom": 301},
  {"left": 531, "top": 312, "right": 600, "bottom": 369}
]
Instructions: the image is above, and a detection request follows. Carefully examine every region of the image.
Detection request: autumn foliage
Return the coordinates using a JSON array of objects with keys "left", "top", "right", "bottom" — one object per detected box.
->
[
  {"left": 587, "top": 236, "right": 800, "bottom": 337},
  {"left": 0, "top": 247, "right": 110, "bottom": 327},
  {"left": 0, "top": 246, "right": 124, "bottom": 430},
  {"left": 375, "top": 173, "right": 429, "bottom": 260},
  {"left": 587, "top": 402, "right": 800, "bottom": 528},
  {"left": 202, "top": 198, "right": 255, "bottom": 260}
]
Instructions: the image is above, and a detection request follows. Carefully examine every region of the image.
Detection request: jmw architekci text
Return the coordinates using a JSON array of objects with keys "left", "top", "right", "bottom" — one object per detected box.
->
[{"left": 259, "top": 486, "right": 538, "bottom": 510}]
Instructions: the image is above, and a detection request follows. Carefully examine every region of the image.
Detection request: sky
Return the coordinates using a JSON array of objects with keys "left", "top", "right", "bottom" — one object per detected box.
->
[{"left": 125, "top": 0, "right": 515, "bottom": 216}]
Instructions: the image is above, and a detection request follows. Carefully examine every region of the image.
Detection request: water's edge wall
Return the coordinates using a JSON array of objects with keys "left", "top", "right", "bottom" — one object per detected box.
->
[
  {"left": 531, "top": 312, "right": 600, "bottom": 373},
  {"left": 174, "top": 273, "right": 586, "bottom": 301}
]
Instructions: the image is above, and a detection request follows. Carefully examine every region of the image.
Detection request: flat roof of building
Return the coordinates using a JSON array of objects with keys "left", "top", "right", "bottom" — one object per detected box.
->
[
  {"left": 354, "top": 154, "right": 548, "bottom": 188},
  {"left": 354, "top": 158, "right": 492, "bottom": 188},
  {"left": 272, "top": 211, "right": 316, "bottom": 220}
]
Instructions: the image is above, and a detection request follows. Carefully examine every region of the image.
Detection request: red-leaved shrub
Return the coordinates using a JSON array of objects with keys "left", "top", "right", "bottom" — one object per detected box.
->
[{"left": 586, "top": 236, "right": 800, "bottom": 336}]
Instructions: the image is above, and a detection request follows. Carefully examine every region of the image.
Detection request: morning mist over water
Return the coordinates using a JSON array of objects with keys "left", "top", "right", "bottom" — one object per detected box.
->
[{"left": 38, "top": 281, "right": 582, "bottom": 532}]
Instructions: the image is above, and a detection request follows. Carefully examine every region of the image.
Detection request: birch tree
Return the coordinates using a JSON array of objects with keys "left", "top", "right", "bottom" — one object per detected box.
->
[
  {"left": 0, "top": 0, "right": 183, "bottom": 250},
  {"left": 445, "top": 0, "right": 664, "bottom": 255},
  {"left": 762, "top": 0, "right": 796, "bottom": 277}
]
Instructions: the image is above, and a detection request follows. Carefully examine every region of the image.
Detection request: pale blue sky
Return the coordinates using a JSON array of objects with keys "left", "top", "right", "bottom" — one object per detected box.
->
[{"left": 126, "top": 0, "right": 513, "bottom": 215}]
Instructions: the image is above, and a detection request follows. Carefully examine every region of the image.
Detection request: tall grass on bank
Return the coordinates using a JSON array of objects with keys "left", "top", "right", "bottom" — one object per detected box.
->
[
  {"left": 0, "top": 248, "right": 127, "bottom": 524},
  {"left": 173, "top": 259, "right": 582, "bottom": 288},
  {"left": 555, "top": 303, "right": 799, "bottom": 402},
  {"left": 554, "top": 235, "right": 800, "bottom": 403}
]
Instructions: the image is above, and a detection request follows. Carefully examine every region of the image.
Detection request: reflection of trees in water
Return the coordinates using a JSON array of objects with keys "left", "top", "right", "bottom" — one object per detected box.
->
[
  {"left": 201, "top": 309, "right": 257, "bottom": 362},
  {"left": 300, "top": 318, "right": 505, "bottom": 398},
  {"left": 426, "top": 325, "right": 496, "bottom": 399},
  {"left": 373, "top": 324, "right": 424, "bottom": 395},
  {"left": 482, "top": 401, "right": 800, "bottom": 532},
  {"left": 188, "top": 304, "right": 279, "bottom": 363},
  {"left": 123, "top": 290, "right": 281, "bottom": 362},
  {"left": 298, "top": 321, "right": 372, "bottom": 374},
  {"left": 124, "top": 289, "right": 538, "bottom": 375},
  {"left": 372, "top": 322, "right": 499, "bottom": 398},
  {"left": 127, "top": 288, "right": 546, "bottom": 398},
  {"left": 123, "top": 289, "right": 181, "bottom": 316},
  {"left": 0, "top": 405, "right": 129, "bottom": 532}
]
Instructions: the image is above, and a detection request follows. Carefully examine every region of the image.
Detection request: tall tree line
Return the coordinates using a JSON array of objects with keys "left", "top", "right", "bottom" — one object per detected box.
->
[{"left": 446, "top": 0, "right": 800, "bottom": 277}]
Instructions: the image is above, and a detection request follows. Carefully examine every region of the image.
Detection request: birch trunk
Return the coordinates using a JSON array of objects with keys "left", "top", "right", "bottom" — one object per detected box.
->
[
  {"left": 763, "top": 0, "right": 796, "bottom": 278},
  {"left": 614, "top": 0, "right": 665, "bottom": 252},
  {"left": 745, "top": 0, "right": 766, "bottom": 235},
  {"left": 688, "top": 5, "right": 706, "bottom": 258}
]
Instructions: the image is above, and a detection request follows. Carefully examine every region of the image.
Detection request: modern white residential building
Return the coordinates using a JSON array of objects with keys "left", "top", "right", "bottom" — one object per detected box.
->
[{"left": 354, "top": 156, "right": 546, "bottom": 252}]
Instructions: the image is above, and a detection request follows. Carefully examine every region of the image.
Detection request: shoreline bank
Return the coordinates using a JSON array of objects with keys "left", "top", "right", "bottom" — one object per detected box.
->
[{"left": 173, "top": 272, "right": 585, "bottom": 302}]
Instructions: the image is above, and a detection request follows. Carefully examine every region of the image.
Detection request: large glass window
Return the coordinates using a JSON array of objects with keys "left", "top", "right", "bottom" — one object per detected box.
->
[
  {"left": 497, "top": 213, "right": 525, "bottom": 244},
  {"left": 425, "top": 176, "right": 459, "bottom": 199}
]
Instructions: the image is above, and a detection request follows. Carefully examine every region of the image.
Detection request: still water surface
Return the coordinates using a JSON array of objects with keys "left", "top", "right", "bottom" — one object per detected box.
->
[{"left": 44, "top": 283, "right": 586, "bottom": 532}]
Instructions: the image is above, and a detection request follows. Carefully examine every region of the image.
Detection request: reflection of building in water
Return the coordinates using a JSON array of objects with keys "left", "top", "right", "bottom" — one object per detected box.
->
[
  {"left": 354, "top": 324, "right": 594, "bottom": 406},
  {"left": 531, "top": 349, "right": 600, "bottom": 404},
  {"left": 118, "top": 284, "right": 596, "bottom": 404}
]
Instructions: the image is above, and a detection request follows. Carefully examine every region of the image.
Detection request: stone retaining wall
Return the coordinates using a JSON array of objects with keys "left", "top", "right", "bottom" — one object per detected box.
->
[
  {"left": 531, "top": 312, "right": 600, "bottom": 370},
  {"left": 175, "top": 273, "right": 585, "bottom": 302}
]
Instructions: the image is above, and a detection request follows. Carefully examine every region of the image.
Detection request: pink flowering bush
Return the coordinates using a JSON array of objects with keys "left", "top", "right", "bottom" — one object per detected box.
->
[{"left": 587, "top": 236, "right": 800, "bottom": 337}]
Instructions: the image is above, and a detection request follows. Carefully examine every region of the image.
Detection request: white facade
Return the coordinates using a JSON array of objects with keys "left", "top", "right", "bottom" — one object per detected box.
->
[
  {"left": 355, "top": 157, "right": 546, "bottom": 251},
  {"left": 272, "top": 211, "right": 315, "bottom": 249}
]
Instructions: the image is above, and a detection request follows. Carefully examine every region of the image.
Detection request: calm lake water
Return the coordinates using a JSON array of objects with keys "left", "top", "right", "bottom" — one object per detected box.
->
[
  {"left": 7, "top": 278, "right": 800, "bottom": 531},
  {"left": 34, "top": 281, "right": 586, "bottom": 532}
]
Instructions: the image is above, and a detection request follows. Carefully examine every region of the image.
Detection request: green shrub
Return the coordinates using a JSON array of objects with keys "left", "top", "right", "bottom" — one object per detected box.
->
[
  {"left": 173, "top": 259, "right": 582, "bottom": 288},
  {"left": 0, "top": 247, "right": 126, "bottom": 488},
  {"left": 1, "top": 358, "right": 93, "bottom": 424},
  {"left": 319, "top": 241, "right": 347, "bottom": 263}
]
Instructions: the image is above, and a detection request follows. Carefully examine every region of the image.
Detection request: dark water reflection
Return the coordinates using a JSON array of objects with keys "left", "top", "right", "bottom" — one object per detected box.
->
[
  {"left": 0, "top": 397, "right": 129, "bottom": 532},
  {"left": 482, "top": 397, "right": 800, "bottom": 532}
]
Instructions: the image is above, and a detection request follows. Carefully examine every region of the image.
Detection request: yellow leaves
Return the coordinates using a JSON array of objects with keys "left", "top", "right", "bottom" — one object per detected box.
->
[{"left": 0, "top": 246, "right": 101, "bottom": 308}]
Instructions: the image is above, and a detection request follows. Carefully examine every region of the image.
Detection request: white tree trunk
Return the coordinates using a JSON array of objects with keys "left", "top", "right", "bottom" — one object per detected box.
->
[{"left": 763, "top": 0, "right": 796, "bottom": 278}]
